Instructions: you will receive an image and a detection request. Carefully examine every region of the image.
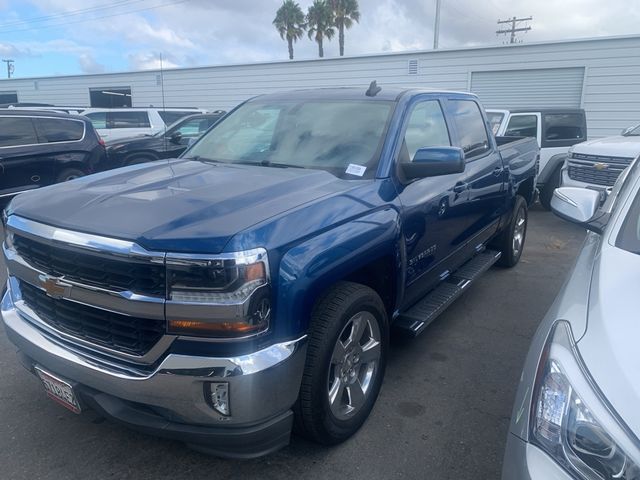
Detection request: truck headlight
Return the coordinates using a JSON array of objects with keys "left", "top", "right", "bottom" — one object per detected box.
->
[
  {"left": 166, "top": 248, "right": 271, "bottom": 338},
  {"left": 531, "top": 321, "right": 640, "bottom": 479}
]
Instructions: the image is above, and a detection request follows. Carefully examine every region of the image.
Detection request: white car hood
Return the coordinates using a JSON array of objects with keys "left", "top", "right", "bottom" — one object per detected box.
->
[
  {"left": 572, "top": 135, "right": 640, "bottom": 158},
  {"left": 577, "top": 244, "right": 640, "bottom": 435}
]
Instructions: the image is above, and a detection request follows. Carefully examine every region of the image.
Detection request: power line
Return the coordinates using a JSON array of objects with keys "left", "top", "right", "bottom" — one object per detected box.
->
[
  {"left": 496, "top": 16, "right": 532, "bottom": 44},
  {"left": 0, "top": 0, "right": 191, "bottom": 34},
  {"left": 0, "top": 0, "right": 147, "bottom": 29}
]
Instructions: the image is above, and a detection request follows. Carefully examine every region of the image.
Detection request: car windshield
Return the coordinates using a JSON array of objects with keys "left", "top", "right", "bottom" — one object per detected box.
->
[
  {"left": 486, "top": 112, "right": 505, "bottom": 135},
  {"left": 623, "top": 124, "right": 640, "bottom": 136},
  {"left": 616, "top": 168, "right": 640, "bottom": 254},
  {"left": 185, "top": 99, "right": 394, "bottom": 179}
]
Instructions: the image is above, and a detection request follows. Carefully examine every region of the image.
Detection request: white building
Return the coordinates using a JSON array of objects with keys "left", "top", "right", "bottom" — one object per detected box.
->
[{"left": 1, "top": 34, "right": 639, "bottom": 138}]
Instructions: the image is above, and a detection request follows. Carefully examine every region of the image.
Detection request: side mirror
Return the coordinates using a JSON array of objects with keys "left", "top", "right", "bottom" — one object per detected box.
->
[
  {"left": 401, "top": 147, "right": 465, "bottom": 180},
  {"left": 169, "top": 131, "right": 183, "bottom": 144},
  {"left": 551, "top": 187, "right": 602, "bottom": 227}
]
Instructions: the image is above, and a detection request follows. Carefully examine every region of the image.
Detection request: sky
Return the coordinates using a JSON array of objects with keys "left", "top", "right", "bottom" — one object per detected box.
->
[{"left": 0, "top": 0, "right": 638, "bottom": 78}]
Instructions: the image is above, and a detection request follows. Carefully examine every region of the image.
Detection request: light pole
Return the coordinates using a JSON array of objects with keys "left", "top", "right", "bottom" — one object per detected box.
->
[{"left": 2, "top": 59, "right": 14, "bottom": 78}]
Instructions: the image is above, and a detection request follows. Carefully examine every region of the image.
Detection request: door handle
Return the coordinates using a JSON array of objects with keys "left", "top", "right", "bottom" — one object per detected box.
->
[
  {"left": 492, "top": 167, "right": 503, "bottom": 177},
  {"left": 453, "top": 182, "right": 467, "bottom": 193}
]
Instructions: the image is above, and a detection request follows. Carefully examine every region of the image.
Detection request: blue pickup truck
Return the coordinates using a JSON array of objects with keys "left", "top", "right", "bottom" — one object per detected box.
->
[{"left": 1, "top": 86, "right": 538, "bottom": 458}]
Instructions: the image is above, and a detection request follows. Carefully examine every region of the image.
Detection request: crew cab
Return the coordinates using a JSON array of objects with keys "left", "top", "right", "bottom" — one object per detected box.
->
[
  {"left": 562, "top": 123, "right": 640, "bottom": 192},
  {"left": 487, "top": 108, "right": 587, "bottom": 208},
  {"left": 1, "top": 87, "right": 538, "bottom": 458}
]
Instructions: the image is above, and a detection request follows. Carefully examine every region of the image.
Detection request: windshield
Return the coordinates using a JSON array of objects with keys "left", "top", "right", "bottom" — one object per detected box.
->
[
  {"left": 623, "top": 124, "right": 640, "bottom": 136},
  {"left": 185, "top": 99, "right": 394, "bottom": 179},
  {"left": 486, "top": 112, "right": 505, "bottom": 135}
]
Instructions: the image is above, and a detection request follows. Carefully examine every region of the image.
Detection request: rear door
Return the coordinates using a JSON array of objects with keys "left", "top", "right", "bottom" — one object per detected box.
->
[
  {"left": 106, "top": 111, "right": 152, "bottom": 141},
  {"left": 396, "top": 97, "right": 470, "bottom": 307},
  {"left": 0, "top": 116, "right": 42, "bottom": 197},
  {"left": 446, "top": 98, "right": 506, "bottom": 253}
]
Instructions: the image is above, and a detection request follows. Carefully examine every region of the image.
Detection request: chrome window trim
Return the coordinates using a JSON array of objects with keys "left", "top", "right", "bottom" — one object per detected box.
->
[
  {"left": 0, "top": 115, "right": 87, "bottom": 148},
  {"left": 7, "top": 277, "right": 175, "bottom": 365}
]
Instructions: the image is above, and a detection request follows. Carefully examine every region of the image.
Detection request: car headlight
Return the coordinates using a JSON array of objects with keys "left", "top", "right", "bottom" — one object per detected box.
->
[
  {"left": 165, "top": 248, "right": 271, "bottom": 338},
  {"left": 531, "top": 321, "right": 640, "bottom": 479}
]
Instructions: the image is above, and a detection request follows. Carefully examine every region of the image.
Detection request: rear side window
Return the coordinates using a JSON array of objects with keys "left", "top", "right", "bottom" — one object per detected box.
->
[
  {"left": 159, "top": 111, "right": 197, "bottom": 126},
  {"left": 402, "top": 101, "right": 451, "bottom": 161},
  {"left": 85, "top": 112, "right": 106, "bottom": 129},
  {"left": 449, "top": 100, "right": 490, "bottom": 159},
  {"left": 0, "top": 117, "right": 38, "bottom": 147},
  {"left": 505, "top": 115, "right": 538, "bottom": 138},
  {"left": 34, "top": 118, "right": 84, "bottom": 142},
  {"left": 543, "top": 113, "right": 585, "bottom": 141},
  {"left": 109, "top": 111, "right": 151, "bottom": 128}
]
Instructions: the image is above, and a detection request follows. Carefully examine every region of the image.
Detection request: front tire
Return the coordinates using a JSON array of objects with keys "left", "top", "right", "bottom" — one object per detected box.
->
[
  {"left": 294, "top": 281, "right": 389, "bottom": 445},
  {"left": 496, "top": 195, "right": 528, "bottom": 268}
]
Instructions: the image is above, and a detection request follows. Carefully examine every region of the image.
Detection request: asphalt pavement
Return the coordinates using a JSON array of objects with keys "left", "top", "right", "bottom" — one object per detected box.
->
[{"left": 0, "top": 207, "right": 585, "bottom": 480}]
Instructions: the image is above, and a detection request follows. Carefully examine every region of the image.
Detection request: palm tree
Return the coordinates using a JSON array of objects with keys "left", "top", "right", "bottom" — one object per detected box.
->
[
  {"left": 330, "top": 0, "right": 360, "bottom": 56},
  {"left": 273, "top": 0, "right": 306, "bottom": 60},
  {"left": 306, "top": 0, "right": 335, "bottom": 58}
]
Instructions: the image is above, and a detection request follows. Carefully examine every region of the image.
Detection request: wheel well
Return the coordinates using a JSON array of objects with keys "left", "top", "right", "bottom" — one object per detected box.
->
[
  {"left": 517, "top": 176, "right": 536, "bottom": 206},
  {"left": 342, "top": 255, "right": 397, "bottom": 317},
  {"left": 56, "top": 162, "right": 88, "bottom": 176}
]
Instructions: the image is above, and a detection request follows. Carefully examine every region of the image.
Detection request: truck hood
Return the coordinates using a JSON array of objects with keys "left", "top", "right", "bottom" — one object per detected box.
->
[
  {"left": 577, "top": 244, "right": 640, "bottom": 436},
  {"left": 571, "top": 135, "right": 640, "bottom": 158},
  {"left": 8, "top": 159, "right": 352, "bottom": 253}
]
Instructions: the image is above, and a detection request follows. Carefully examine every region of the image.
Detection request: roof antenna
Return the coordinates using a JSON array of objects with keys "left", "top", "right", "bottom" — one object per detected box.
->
[{"left": 365, "top": 80, "right": 382, "bottom": 97}]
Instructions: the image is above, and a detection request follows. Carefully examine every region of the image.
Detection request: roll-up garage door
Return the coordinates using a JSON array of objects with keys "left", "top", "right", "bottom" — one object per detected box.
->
[{"left": 470, "top": 67, "right": 585, "bottom": 109}]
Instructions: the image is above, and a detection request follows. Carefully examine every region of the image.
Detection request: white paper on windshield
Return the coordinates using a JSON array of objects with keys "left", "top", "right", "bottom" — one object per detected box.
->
[{"left": 345, "top": 164, "right": 367, "bottom": 177}]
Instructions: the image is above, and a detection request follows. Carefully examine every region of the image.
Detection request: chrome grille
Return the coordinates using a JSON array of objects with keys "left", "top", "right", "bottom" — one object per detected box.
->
[
  {"left": 19, "top": 280, "right": 165, "bottom": 356},
  {"left": 13, "top": 234, "right": 166, "bottom": 296},
  {"left": 567, "top": 153, "right": 633, "bottom": 187}
]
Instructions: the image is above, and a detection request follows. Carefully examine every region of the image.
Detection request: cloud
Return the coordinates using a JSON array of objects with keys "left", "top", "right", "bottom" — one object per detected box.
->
[
  {"left": 78, "top": 53, "right": 105, "bottom": 73},
  {"left": 7, "top": 0, "right": 640, "bottom": 76}
]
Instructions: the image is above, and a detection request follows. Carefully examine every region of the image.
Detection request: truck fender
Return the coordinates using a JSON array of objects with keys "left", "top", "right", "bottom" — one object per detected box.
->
[
  {"left": 537, "top": 153, "right": 567, "bottom": 186},
  {"left": 276, "top": 207, "right": 402, "bottom": 335}
]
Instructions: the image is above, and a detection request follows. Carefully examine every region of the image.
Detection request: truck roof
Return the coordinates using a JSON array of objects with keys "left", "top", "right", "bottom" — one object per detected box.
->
[
  {"left": 487, "top": 108, "right": 585, "bottom": 114},
  {"left": 251, "top": 87, "right": 476, "bottom": 102}
]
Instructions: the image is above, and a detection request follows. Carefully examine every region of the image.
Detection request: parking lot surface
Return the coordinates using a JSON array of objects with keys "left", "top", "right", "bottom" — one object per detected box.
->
[{"left": 0, "top": 207, "right": 585, "bottom": 480}]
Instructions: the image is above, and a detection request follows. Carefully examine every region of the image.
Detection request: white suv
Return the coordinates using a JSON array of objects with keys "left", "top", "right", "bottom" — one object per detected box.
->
[{"left": 82, "top": 108, "right": 206, "bottom": 142}]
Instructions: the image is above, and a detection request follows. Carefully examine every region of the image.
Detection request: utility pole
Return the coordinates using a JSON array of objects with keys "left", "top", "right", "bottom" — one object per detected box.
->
[
  {"left": 496, "top": 16, "right": 532, "bottom": 44},
  {"left": 2, "top": 59, "right": 14, "bottom": 78},
  {"left": 433, "top": 0, "right": 442, "bottom": 49}
]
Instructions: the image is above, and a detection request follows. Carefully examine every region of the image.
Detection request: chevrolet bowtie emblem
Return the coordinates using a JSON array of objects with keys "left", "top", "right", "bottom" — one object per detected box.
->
[
  {"left": 38, "top": 274, "right": 71, "bottom": 299},
  {"left": 594, "top": 162, "right": 609, "bottom": 171}
]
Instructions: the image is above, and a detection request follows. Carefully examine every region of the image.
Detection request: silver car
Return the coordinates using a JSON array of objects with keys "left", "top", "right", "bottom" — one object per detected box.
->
[{"left": 502, "top": 157, "right": 640, "bottom": 479}]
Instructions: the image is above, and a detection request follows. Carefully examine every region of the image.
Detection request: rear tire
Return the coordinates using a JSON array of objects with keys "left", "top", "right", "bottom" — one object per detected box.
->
[
  {"left": 125, "top": 154, "right": 157, "bottom": 166},
  {"left": 539, "top": 165, "right": 561, "bottom": 210},
  {"left": 294, "top": 281, "right": 389, "bottom": 445},
  {"left": 496, "top": 195, "right": 528, "bottom": 268},
  {"left": 56, "top": 168, "right": 85, "bottom": 183}
]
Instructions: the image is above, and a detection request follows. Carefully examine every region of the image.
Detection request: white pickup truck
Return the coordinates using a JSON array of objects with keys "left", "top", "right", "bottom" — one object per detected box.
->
[
  {"left": 487, "top": 109, "right": 587, "bottom": 209},
  {"left": 561, "top": 123, "right": 640, "bottom": 191}
]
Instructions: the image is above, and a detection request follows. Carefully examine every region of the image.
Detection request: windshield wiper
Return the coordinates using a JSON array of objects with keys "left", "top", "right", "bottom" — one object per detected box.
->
[
  {"left": 236, "top": 160, "right": 305, "bottom": 169},
  {"left": 184, "top": 155, "right": 223, "bottom": 164}
]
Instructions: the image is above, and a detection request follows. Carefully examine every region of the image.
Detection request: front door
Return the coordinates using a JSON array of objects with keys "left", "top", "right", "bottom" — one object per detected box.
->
[{"left": 396, "top": 98, "right": 470, "bottom": 308}]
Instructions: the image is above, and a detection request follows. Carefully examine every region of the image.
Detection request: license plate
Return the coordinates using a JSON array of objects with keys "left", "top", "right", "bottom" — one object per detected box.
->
[{"left": 35, "top": 366, "right": 81, "bottom": 414}]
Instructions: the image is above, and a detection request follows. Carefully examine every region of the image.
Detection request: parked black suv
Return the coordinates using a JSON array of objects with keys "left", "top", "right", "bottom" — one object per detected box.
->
[
  {"left": 105, "top": 112, "right": 225, "bottom": 167},
  {"left": 0, "top": 110, "right": 107, "bottom": 201}
]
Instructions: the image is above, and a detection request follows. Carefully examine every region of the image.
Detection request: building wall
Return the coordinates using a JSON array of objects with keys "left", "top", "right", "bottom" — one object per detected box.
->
[{"left": 1, "top": 35, "right": 639, "bottom": 138}]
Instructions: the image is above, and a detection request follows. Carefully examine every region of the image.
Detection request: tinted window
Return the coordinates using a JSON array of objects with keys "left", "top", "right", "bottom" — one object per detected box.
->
[
  {"left": 616, "top": 187, "right": 640, "bottom": 254},
  {"left": 402, "top": 101, "right": 450, "bottom": 161},
  {"left": 109, "top": 111, "right": 150, "bottom": 128},
  {"left": 188, "top": 100, "right": 393, "bottom": 179},
  {"left": 174, "top": 117, "right": 213, "bottom": 138},
  {"left": 544, "top": 113, "right": 585, "bottom": 141},
  {"left": 85, "top": 112, "right": 106, "bottom": 129},
  {"left": 486, "top": 112, "right": 504, "bottom": 135},
  {"left": 159, "top": 111, "right": 197, "bottom": 126},
  {"left": 34, "top": 118, "right": 84, "bottom": 142},
  {"left": 449, "top": 100, "right": 490, "bottom": 159},
  {"left": 505, "top": 115, "right": 538, "bottom": 138},
  {"left": 0, "top": 117, "right": 38, "bottom": 147}
]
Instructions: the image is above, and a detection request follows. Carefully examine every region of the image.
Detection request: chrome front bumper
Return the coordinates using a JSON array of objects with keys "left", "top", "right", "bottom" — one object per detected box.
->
[{"left": 1, "top": 284, "right": 307, "bottom": 445}]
